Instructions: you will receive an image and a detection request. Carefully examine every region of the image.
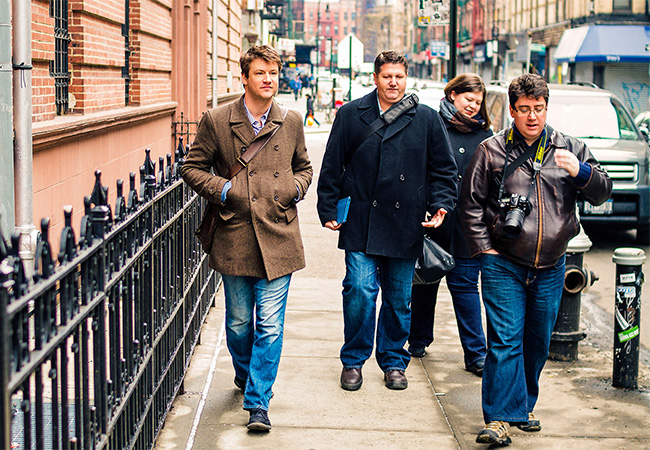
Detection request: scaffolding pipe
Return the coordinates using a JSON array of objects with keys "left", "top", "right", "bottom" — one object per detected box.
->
[{"left": 12, "top": 0, "right": 37, "bottom": 273}]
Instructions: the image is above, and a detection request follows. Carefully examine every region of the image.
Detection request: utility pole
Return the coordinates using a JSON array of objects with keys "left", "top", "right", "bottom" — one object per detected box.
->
[{"left": 449, "top": 0, "right": 457, "bottom": 80}]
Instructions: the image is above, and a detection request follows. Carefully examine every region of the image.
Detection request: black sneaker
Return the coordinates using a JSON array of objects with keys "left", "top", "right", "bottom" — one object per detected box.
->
[
  {"left": 247, "top": 408, "right": 272, "bottom": 432},
  {"left": 517, "top": 412, "right": 541, "bottom": 432},
  {"left": 465, "top": 359, "right": 485, "bottom": 377},
  {"left": 234, "top": 376, "right": 246, "bottom": 392},
  {"left": 408, "top": 345, "right": 426, "bottom": 358},
  {"left": 476, "top": 421, "right": 512, "bottom": 445}
]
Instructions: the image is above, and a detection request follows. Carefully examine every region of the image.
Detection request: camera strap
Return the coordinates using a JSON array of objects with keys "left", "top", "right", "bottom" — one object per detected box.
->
[{"left": 497, "top": 126, "right": 547, "bottom": 202}]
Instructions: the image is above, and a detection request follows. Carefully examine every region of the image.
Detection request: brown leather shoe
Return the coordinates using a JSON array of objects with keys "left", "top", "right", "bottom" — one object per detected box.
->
[
  {"left": 340, "top": 367, "right": 362, "bottom": 391},
  {"left": 384, "top": 370, "right": 408, "bottom": 390}
]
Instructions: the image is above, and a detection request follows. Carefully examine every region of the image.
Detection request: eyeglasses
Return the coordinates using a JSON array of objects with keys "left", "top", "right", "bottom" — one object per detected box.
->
[{"left": 514, "top": 105, "right": 547, "bottom": 116}]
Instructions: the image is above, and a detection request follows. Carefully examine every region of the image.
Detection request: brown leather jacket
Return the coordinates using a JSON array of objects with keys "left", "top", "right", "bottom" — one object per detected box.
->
[{"left": 459, "top": 125, "right": 612, "bottom": 269}]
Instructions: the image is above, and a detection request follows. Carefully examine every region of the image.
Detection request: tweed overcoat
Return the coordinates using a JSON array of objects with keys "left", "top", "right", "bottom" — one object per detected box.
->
[
  {"left": 181, "top": 96, "right": 313, "bottom": 280},
  {"left": 316, "top": 90, "right": 458, "bottom": 259}
]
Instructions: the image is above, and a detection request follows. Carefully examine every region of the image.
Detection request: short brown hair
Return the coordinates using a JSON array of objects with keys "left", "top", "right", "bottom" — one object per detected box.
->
[
  {"left": 508, "top": 73, "right": 549, "bottom": 109},
  {"left": 240, "top": 45, "right": 282, "bottom": 78},
  {"left": 374, "top": 50, "right": 408, "bottom": 76},
  {"left": 444, "top": 73, "right": 491, "bottom": 130}
]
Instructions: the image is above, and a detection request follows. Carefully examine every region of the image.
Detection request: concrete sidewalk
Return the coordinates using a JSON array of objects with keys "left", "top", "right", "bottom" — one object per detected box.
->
[{"left": 155, "top": 92, "right": 650, "bottom": 449}]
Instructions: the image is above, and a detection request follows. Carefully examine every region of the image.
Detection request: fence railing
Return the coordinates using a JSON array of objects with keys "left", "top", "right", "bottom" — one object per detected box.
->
[{"left": 0, "top": 140, "right": 219, "bottom": 449}]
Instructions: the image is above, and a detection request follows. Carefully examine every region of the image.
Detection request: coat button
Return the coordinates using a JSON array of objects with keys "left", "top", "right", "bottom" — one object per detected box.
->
[
  {"left": 251, "top": 197, "right": 256, "bottom": 202},
  {"left": 399, "top": 174, "right": 405, "bottom": 181},
  {"left": 274, "top": 171, "right": 280, "bottom": 177},
  {"left": 457, "top": 174, "right": 463, "bottom": 181},
  {"left": 241, "top": 146, "right": 247, "bottom": 154},
  {"left": 249, "top": 171, "right": 254, "bottom": 176},
  {"left": 274, "top": 195, "right": 279, "bottom": 201},
  {"left": 274, "top": 218, "right": 279, "bottom": 223},
  {"left": 372, "top": 200, "right": 377, "bottom": 207},
  {"left": 208, "top": 187, "right": 215, "bottom": 194},
  {"left": 274, "top": 144, "right": 279, "bottom": 151},
  {"left": 459, "top": 147, "right": 465, "bottom": 154},
  {"left": 246, "top": 219, "right": 251, "bottom": 225},
  {"left": 395, "top": 202, "right": 400, "bottom": 209}
]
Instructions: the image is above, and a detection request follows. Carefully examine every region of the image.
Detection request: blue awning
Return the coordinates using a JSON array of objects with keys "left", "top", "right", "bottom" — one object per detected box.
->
[{"left": 554, "top": 25, "right": 650, "bottom": 63}]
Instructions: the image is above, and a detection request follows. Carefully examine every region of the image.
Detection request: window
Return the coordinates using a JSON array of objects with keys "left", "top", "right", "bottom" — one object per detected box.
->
[
  {"left": 334, "top": 25, "right": 338, "bottom": 35},
  {"left": 310, "top": 12, "right": 313, "bottom": 19},
  {"left": 49, "top": 0, "right": 71, "bottom": 115},
  {"left": 344, "top": 26, "right": 347, "bottom": 35},
  {"left": 122, "top": 0, "right": 131, "bottom": 105},
  {"left": 310, "top": 25, "right": 314, "bottom": 33},
  {"left": 335, "top": 12, "right": 339, "bottom": 20},
  {"left": 613, "top": 0, "right": 632, "bottom": 11},
  {"left": 344, "top": 12, "right": 348, "bottom": 20},
  {"left": 326, "top": 25, "right": 330, "bottom": 34}
]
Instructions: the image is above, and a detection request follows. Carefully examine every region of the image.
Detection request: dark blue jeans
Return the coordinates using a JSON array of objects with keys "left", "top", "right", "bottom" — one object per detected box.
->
[
  {"left": 480, "top": 253, "right": 565, "bottom": 424},
  {"left": 222, "top": 274, "right": 291, "bottom": 412},
  {"left": 409, "top": 257, "right": 486, "bottom": 367},
  {"left": 340, "top": 251, "right": 416, "bottom": 372}
]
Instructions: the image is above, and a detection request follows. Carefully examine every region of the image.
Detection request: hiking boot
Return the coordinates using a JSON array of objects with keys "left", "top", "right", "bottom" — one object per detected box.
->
[
  {"left": 476, "top": 421, "right": 512, "bottom": 445},
  {"left": 517, "top": 412, "right": 541, "bottom": 432}
]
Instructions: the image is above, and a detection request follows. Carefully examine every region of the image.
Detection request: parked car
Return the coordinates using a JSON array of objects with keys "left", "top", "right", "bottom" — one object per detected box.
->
[{"left": 485, "top": 81, "right": 650, "bottom": 244}]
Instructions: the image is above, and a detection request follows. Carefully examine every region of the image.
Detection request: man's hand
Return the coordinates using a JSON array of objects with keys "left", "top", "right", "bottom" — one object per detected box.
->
[
  {"left": 324, "top": 220, "right": 342, "bottom": 231},
  {"left": 422, "top": 208, "right": 447, "bottom": 228},
  {"left": 554, "top": 149, "right": 580, "bottom": 177},
  {"left": 482, "top": 249, "right": 499, "bottom": 255}
]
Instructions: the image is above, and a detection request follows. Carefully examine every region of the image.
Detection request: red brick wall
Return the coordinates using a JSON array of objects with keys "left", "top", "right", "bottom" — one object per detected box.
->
[{"left": 32, "top": 0, "right": 56, "bottom": 122}]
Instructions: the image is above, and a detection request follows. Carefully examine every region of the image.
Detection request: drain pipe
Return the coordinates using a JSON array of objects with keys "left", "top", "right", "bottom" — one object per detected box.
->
[{"left": 13, "top": 0, "right": 38, "bottom": 277}]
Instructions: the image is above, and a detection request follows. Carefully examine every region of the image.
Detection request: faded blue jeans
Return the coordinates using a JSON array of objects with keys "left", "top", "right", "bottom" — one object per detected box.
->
[
  {"left": 480, "top": 253, "right": 565, "bottom": 424},
  {"left": 222, "top": 274, "right": 291, "bottom": 412},
  {"left": 340, "top": 251, "right": 416, "bottom": 372}
]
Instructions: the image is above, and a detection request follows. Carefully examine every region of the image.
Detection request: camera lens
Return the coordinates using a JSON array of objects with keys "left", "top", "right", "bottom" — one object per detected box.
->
[{"left": 503, "top": 208, "right": 526, "bottom": 236}]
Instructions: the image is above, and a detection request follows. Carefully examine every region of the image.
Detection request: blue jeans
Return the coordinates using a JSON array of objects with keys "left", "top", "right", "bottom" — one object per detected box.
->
[
  {"left": 480, "top": 253, "right": 565, "bottom": 424},
  {"left": 341, "top": 251, "right": 415, "bottom": 372},
  {"left": 410, "top": 258, "right": 486, "bottom": 368},
  {"left": 222, "top": 274, "right": 291, "bottom": 412}
]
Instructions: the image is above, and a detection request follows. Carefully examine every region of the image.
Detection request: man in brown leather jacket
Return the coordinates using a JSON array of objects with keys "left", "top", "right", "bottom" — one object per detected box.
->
[{"left": 459, "top": 74, "right": 611, "bottom": 446}]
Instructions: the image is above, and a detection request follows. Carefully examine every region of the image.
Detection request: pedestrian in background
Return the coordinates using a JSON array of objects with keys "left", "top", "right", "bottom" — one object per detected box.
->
[
  {"left": 291, "top": 75, "right": 302, "bottom": 101},
  {"left": 317, "top": 50, "right": 457, "bottom": 392},
  {"left": 304, "top": 93, "right": 320, "bottom": 126},
  {"left": 408, "top": 73, "right": 492, "bottom": 378},
  {"left": 181, "top": 45, "right": 313, "bottom": 432},
  {"left": 459, "top": 73, "right": 612, "bottom": 446}
]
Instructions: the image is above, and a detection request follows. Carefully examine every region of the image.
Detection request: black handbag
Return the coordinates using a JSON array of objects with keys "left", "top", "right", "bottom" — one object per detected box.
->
[{"left": 413, "top": 234, "right": 455, "bottom": 285}]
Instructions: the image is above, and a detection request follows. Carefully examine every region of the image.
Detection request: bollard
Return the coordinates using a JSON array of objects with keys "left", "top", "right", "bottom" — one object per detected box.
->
[
  {"left": 549, "top": 225, "right": 596, "bottom": 361},
  {"left": 612, "top": 247, "right": 645, "bottom": 389}
]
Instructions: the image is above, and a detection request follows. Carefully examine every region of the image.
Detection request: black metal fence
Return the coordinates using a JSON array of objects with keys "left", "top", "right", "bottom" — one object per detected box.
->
[{"left": 0, "top": 141, "right": 219, "bottom": 449}]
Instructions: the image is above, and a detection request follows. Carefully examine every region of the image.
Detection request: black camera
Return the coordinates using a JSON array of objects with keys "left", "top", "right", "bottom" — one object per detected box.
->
[{"left": 499, "top": 193, "right": 532, "bottom": 237}]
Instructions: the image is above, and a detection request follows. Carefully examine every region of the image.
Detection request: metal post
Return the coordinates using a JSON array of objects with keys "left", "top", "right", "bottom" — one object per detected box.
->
[
  {"left": 612, "top": 247, "right": 645, "bottom": 389},
  {"left": 448, "top": 0, "right": 457, "bottom": 80},
  {"left": 348, "top": 35, "right": 352, "bottom": 101},
  {"left": 13, "top": 0, "right": 37, "bottom": 275}
]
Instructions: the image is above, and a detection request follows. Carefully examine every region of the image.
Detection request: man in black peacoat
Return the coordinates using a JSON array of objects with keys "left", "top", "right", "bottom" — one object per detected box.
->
[{"left": 317, "top": 50, "right": 457, "bottom": 392}]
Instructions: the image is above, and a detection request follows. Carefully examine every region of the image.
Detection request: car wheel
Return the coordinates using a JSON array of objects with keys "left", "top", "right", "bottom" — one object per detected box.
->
[{"left": 636, "top": 225, "right": 650, "bottom": 246}]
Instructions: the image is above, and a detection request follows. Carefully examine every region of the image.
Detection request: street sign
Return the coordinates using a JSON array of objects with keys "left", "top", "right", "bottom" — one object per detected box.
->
[
  {"left": 418, "top": 0, "right": 449, "bottom": 26},
  {"left": 429, "top": 41, "right": 447, "bottom": 58}
]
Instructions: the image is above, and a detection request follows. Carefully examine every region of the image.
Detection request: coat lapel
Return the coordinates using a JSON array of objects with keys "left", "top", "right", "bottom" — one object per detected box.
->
[
  {"left": 230, "top": 96, "right": 255, "bottom": 145},
  {"left": 382, "top": 105, "right": 416, "bottom": 143},
  {"left": 358, "top": 90, "right": 379, "bottom": 126}
]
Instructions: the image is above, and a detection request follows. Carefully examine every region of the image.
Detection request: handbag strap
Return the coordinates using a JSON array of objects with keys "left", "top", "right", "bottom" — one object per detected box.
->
[{"left": 227, "top": 106, "right": 288, "bottom": 179}]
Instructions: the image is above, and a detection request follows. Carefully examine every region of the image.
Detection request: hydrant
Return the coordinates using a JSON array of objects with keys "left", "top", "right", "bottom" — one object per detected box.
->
[{"left": 548, "top": 224, "right": 597, "bottom": 361}]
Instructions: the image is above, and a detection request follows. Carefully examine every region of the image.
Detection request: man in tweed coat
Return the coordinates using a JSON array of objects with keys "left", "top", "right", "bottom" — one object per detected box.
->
[{"left": 181, "top": 45, "right": 312, "bottom": 432}]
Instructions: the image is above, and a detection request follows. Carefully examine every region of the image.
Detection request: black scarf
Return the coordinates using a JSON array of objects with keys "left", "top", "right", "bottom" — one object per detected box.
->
[{"left": 439, "top": 97, "right": 485, "bottom": 133}]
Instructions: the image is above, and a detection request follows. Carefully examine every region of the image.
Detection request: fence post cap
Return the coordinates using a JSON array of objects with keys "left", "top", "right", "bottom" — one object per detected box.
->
[{"left": 612, "top": 247, "right": 647, "bottom": 266}]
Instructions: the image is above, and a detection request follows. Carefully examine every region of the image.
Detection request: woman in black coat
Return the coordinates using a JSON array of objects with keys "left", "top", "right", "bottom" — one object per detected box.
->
[{"left": 408, "top": 73, "right": 493, "bottom": 376}]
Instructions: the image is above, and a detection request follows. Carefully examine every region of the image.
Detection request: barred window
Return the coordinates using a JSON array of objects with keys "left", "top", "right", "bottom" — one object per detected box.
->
[
  {"left": 49, "top": 0, "right": 70, "bottom": 115},
  {"left": 122, "top": 0, "right": 131, "bottom": 105}
]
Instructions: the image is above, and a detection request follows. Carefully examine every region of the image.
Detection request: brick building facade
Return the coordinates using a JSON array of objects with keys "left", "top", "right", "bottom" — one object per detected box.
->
[{"left": 25, "top": 0, "right": 243, "bottom": 249}]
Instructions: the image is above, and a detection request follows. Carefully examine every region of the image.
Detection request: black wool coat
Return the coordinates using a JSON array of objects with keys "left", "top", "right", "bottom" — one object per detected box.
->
[
  {"left": 426, "top": 120, "right": 493, "bottom": 258},
  {"left": 317, "top": 90, "right": 458, "bottom": 259}
]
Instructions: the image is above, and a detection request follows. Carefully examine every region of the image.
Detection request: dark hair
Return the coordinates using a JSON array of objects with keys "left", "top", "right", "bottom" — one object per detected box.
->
[
  {"left": 444, "top": 73, "right": 491, "bottom": 130},
  {"left": 508, "top": 73, "right": 549, "bottom": 109},
  {"left": 374, "top": 50, "right": 408, "bottom": 76},
  {"left": 240, "top": 45, "right": 282, "bottom": 78}
]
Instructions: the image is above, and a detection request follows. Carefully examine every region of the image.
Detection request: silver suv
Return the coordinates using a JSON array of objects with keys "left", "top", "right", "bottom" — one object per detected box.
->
[{"left": 485, "top": 81, "right": 650, "bottom": 244}]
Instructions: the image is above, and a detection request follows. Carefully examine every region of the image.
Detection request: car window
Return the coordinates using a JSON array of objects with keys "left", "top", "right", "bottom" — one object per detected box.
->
[
  {"left": 487, "top": 92, "right": 506, "bottom": 132},
  {"left": 546, "top": 94, "right": 641, "bottom": 141}
]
